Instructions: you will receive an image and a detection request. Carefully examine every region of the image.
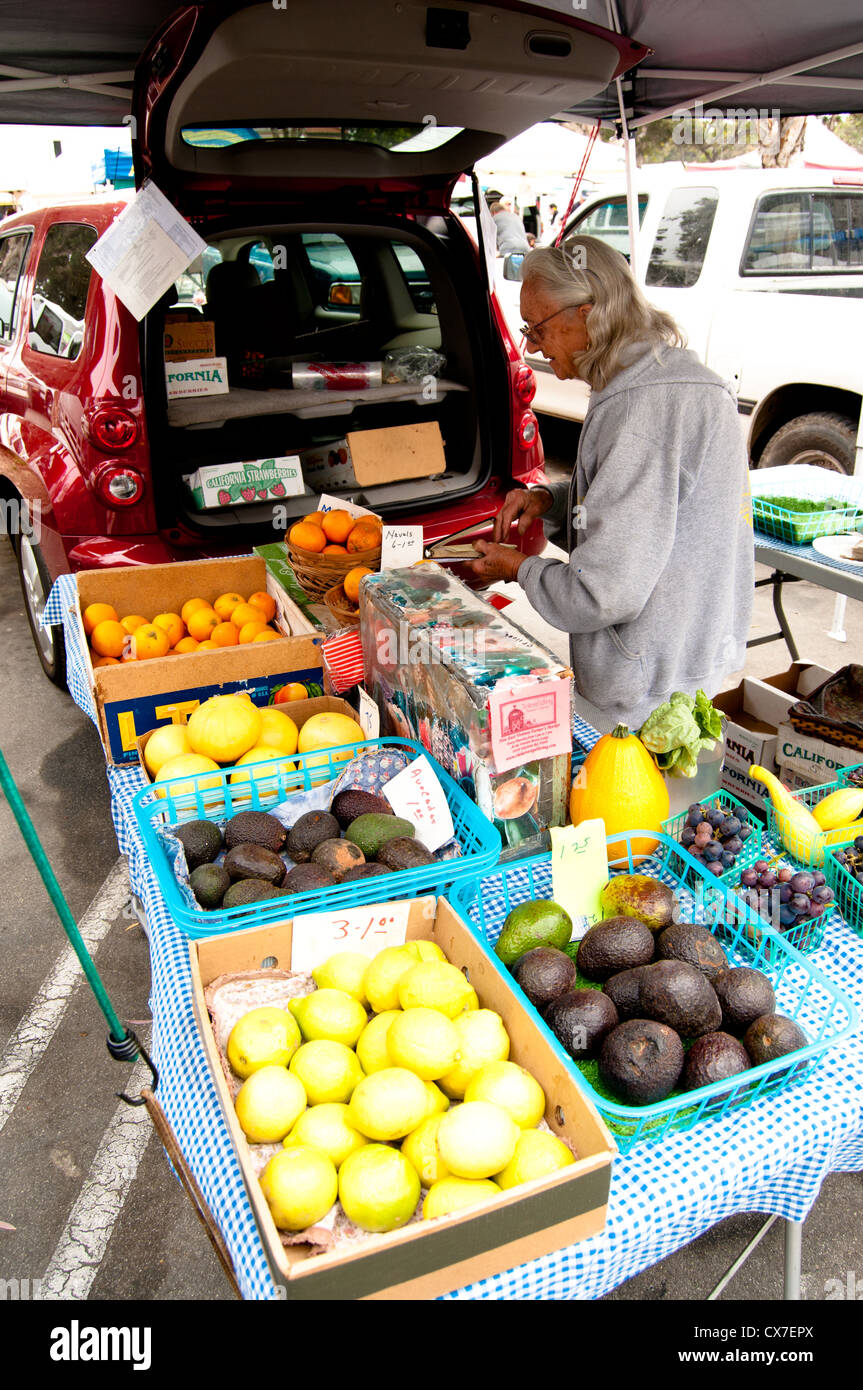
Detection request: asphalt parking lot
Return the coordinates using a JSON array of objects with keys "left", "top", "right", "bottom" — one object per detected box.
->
[{"left": 1, "top": 428, "right": 861, "bottom": 1302}]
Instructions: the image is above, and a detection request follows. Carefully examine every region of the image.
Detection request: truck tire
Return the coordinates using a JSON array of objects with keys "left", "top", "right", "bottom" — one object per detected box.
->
[
  {"left": 12, "top": 517, "right": 67, "bottom": 688},
  {"left": 758, "top": 412, "right": 858, "bottom": 475}
]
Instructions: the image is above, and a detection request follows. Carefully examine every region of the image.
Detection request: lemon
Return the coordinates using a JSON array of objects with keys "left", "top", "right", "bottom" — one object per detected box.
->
[
  {"left": 437, "top": 1101, "right": 519, "bottom": 1180},
  {"left": 312, "top": 952, "right": 371, "bottom": 1007},
  {"left": 348, "top": 1068, "right": 429, "bottom": 1141},
  {"left": 363, "top": 946, "right": 419, "bottom": 1013},
  {"left": 495, "top": 1130, "right": 575, "bottom": 1190},
  {"left": 257, "top": 707, "right": 299, "bottom": 756},
  {"left": 154, "top": 754, "right": 222, "bottom": 803},
  {"left": 356, "top": 1010, "right": 401, "bottom": 1074},
  {"left": 227, "top": 1007, "right": 302, "bottom": 1079},
  {"left": 464, "top": 1061, "right": 546, "bottom": 1129},
  {"left": 401, "top": 1114, "right": 450, "bottom": 1188},
  {"left": 289, "top": 989, "right": 368, "bottom": 1047},
  {"left": 144, "top": 723, "right": 192, "bottom": 777},
  {"left": 411, "top": 940, "right": 447, "bottom": 962},
  {"left": 284, "top": 1103, "right": 367, "bottom": 1169},
  {"left": 386, "top": 1008, "right": 460, "bottom": 1081},
  {"left": 289, "top": 1040, "right": 364, "bottom": 1105},
  {"left": 423, "top": 1177, "right": 501, "bottom": 1221},
  {"left": 228, "top": 746, "right": 295, "bottom": 792},
  {"left": 234, "top": 1065, "right": 306, "bottom": 1144},
  {"left": 438, "top": 1010, "right": 511, "bottom": 1099},
  {"left": 397, "top": 960, "right": 476, "bottom": 1018},
  {"left": 338, "top": 1144, "right": 421, "bottom": 1233},
  {"left": 423, "top": 1081, "right": 450, "bottom": 1117},
  {"left": 260, "top": 1145, "right": 338, "bottom": 1231}
]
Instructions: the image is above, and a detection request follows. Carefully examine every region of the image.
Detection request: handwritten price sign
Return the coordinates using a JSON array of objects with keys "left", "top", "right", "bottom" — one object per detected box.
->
[
  {"left": 383, "top": 754, "right": 454, "bottom": 852},
  {"left": 290, "top": 902, "right": 412, "bottom": 972},
  {"left": 550, "top": 819, "right": 609, "bottom": 938},
  {"left": 381, "top": 525, "right": 424, "bottom": 570}
]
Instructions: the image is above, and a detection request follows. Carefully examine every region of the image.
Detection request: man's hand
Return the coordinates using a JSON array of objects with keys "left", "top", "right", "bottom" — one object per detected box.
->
[
  {"left": 492, "top": 487, "right": 552, "bottom": 543},
  {"left": 468, "top": 540, "right": 527, "bottom": 584}
]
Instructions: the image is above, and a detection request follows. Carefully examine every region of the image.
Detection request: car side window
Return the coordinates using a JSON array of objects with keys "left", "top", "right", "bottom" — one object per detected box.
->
[
  {"left": 741, "top": 191, "right": 863, "bottom": 274},
  {"left": 299, "top": 233, "right": 363, "bottom": 310},
  {"left": 29, "top": 222, "right": 98, "bottom": 359},
  {"left": 645, "top": 188, "right": 719, "bottom": 288},
  {"left": 810, "top": 192, "right": 863, "bottom": 269},
  {"left": 390, "top": 242, "right": 436, "bottom": 315},
  {"left": 0, "top": 231, "right": 31, "bottom": 342},
  {"left": 570, "top": 196, "right": 647, "bottom": 260}
]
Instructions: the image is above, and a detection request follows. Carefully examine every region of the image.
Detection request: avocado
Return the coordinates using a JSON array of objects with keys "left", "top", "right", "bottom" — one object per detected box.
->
[
  {"left": 599, "top": 1019, "right": 685, "bottom": 1105},
  {"left": 600, "top": 875, "right": 676, "bottom": 933},
  {"left": 345, "top": 814, "right": 415, "bottom": 858},
  {"left": 224, "top": 809, "right": 286, "bottom": 854},
  {"left": 602, "top": 965, "right": 653, "bottom": 1021},
  {"left": 544, "top": 989, "right": 619, "bottom": 1060},
  {"left": 222, "top": 879, "right": 287, "bottom": 909},
  {"left": 376, "top": 837, "right": 436, "bottom": 871},
  {"left": 331, "top": 788, "right": 394, "bottom": 830},
  {"left": 173, "top": 820, "right": 223, "bottom": 871},
  {"left": 222, "top": 843, "right": 286, "bottom": 886},
  {"left": 281, "top": 862, "right": 338, "bottom": 895},
  {"left": 743, "top": 1013, "right": 808, "bottom": 1066},
  {"left": 713, "top": 968, "right": 776, "bottom": 1035},
  {"left": 656, "top": 923, "right": 729, "bottom": 981},
  {"left": 511, "top": 947, "right": 576, "bottom": 1012},
  {"left": 339, "top": 863, "right": 392, "bottom": 882},
  {"left": 189, "top": 862, "right": 231, "bottom": 910},
  {"left": 287, "top": 811, "right": 341, "bottom": 863},
  {"left": 576, "top": 916, "right": 655, "bottom": 983},
  {"left": 638, "top": 960, "right": 722, "bottom": 1038},
  {"left": 310, "top": 838, "right": 366, "bottom": 881},
  {"left": 494, "top": 899, "right": 573, "bottom": 967},
  {"left": 682, "top": 1032, "right": 751, "bottom": 1091}
]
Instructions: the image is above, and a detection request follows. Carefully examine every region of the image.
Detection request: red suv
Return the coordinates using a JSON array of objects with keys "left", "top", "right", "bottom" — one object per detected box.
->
[{"left": 0, "top": 1, "right": 640, "bottom": 683}]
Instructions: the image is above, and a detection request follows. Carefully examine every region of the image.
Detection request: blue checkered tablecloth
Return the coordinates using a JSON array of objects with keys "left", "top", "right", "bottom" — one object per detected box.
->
[
  {"left": 755, "top": 532, "right": 863, "bottom": 587},
  {"left": 45, "top": 574, "right": 863, "bottom": 1301}
]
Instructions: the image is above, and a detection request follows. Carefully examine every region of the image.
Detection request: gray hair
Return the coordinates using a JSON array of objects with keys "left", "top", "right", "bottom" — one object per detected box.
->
[{"left": 520, "top": 235, "right": 686, "bottom": 392}]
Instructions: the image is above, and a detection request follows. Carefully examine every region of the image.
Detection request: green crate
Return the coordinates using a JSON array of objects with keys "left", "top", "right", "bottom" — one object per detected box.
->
[
  {"left": 762, "top": 777, "right": 863, "bottom": 868},
  {"left": 662, "top": 790, "right": 762, "bottom": 886},
  {"left": 823, "top": 834, "right": 863, "bottom": 940},
  {"left": 734, "top": 849, "right": 831, "bottom": 959},
  {"left": 751, "top": 495, "right": 863, "bottom": 546}
]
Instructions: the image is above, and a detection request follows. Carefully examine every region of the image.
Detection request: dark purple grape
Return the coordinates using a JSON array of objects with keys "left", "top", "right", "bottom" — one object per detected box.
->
[
  {"left": 738, "top": 824, "right": 753, "bottom": 842},
  {"left": 694, "top": 832, "right": 711, "bottom": 849},
  {"left": 719, "top": 817, "right": 741, "bottom": 838},
  {"left": 779, "top": 884, "right": 792, "bottom": 903},
  {"left": 804, "top": 903, "right": 824, "bottom": 919},
  {"left": 789, "top": 872, "right": 814, "bottom": 894},
  {"left": 740, "top": 868, "right": 758, "bottom": 887},
  {"left": 776, "top": 865, "right": 794, "bottom": 882},
  {"left": 703, "top": 842, "right": 723, "bottom": 862},
  {"left": 686, "top": 809, "right": 703, "bottom": 829},
  {"left": 811, "top": 872, "right": 826, "bottom": 888},
  {"left": 779, "top": 905, "right": 798, "bottom": 927},
  {"left": 758, "top": 871, "right": 777, "bottom": 890},
  {"left": 724, "top": 836, "right": 743, "bottom": 855},
  {"left": 854, "top": 835, "right": 863, "bottom": 852},
  {"left": 721, "top": 850, "right": 737, "bottom": 868},
  {"left": 681, "top": 826, "right": 696, "bottom": 847},
  {"left": 705, "top": 861, "right": 723, "bottom": 876},
  {"left": 736, "top": 806, "right": 749, "bottom": 822},
  {"left": 790, "top": 893, "right": 810, "bottom": 913},
  {"left": 696, "top": 821, "right": 713, "bottom": 838},
  {"left": 754, "top": 859, "right": 769, "bottom": 873},
  {"left": 707, "top": 809, "right": 725, "bottom": 829},
  {"left": 812, "top": 885, "right": 833, "bottom": 904}
]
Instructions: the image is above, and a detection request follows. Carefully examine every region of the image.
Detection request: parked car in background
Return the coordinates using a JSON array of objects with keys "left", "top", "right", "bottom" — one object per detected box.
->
[
  {"left": 496, "top": 165, "right": 863, "bottom": 473},
  {"left": 0, "top": 0, "right": 640, "bottom": 682}
]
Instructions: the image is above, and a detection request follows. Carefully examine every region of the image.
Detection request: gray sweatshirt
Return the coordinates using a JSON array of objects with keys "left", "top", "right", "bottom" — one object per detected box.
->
[{"left": 518, "top": 344, "right": 754, "bottom": 730}]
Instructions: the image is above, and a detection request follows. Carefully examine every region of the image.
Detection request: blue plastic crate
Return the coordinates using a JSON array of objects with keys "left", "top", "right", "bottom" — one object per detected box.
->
[
  {"left": 133, "top": 737, "right": 501, "bottom": 939},
  {"left": 448, "top": 831, "right": 857, "bottom": 1153}
]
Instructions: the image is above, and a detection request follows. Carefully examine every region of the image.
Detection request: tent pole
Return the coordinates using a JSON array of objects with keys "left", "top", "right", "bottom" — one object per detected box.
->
[{"left": 605, "top": 0, "right": 640, "bottom": 279}]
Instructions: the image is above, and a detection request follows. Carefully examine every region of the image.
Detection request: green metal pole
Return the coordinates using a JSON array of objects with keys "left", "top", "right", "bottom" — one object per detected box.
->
[{"left": 0, "top": 747, "right": 127, "bottom": 1042}]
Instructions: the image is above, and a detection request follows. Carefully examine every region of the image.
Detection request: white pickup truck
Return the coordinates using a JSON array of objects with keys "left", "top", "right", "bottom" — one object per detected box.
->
[{"left": 495, "top": 165, "right": 863, "bottom": 474}]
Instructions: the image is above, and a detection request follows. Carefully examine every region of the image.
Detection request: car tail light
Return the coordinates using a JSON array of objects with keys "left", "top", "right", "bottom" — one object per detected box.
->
[
  {"left": 514, "top": 364, "right": 536, "bottom": 405},
  {"left": 92, "top": 462, "right": 145, "bottom": 507},
  {"left": 87, "top": 404, "right": 138, "bottom": 451},
  {"left": 517, "top": 410, "right": 539, "bottom": 450}
]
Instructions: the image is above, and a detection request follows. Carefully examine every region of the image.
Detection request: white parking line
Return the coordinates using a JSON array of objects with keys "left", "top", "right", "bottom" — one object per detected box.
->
[
  {"left": 0, "top": 857, "right": 130, "bottom": 1135},
  {"left": 40, "top": 1049, "right": 154, "bottom": 1301}
]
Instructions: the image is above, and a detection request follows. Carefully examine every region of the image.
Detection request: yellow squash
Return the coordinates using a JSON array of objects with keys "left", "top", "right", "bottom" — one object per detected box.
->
[
  {"left": 811, "top": 786, "right": 863, "bottom": 832},
  {"left": 750, "top": 764, "right": 825, "bottom": 866},
  {"left": 570, "top": 724, "right": 670, "bottom": 864}
]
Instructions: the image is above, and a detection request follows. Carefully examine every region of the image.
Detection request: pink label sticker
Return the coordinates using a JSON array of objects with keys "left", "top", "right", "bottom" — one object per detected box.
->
[{"left": 487, "top": 677, "right": 572, "bottom": 774}]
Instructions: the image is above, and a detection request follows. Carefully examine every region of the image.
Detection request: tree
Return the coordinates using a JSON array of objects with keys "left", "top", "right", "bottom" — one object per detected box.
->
[{"left": 757, "top": 116, "right": 806, "bottom": 167}]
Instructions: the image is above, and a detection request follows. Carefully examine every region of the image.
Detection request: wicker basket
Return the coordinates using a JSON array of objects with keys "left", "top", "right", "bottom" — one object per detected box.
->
[
  {"left": 285, "top": 541, "right": 381, "bottom": 599},
  {"left": 324, "top": 583, "right": 361, "bottom": 626}
]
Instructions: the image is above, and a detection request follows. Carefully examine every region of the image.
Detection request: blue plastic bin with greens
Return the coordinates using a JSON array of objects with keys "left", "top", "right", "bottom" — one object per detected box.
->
[{"left": 638, "top": 690, "right": 725, "bottom": 779}]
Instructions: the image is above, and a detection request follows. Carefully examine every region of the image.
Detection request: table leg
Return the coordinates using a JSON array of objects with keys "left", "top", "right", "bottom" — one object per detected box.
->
[
  {"left": 784, "top": 1218, "right": 803, "bottom": 1301},
  {"left": 747, "top": 571, "right": 800, "bottom": 661}
]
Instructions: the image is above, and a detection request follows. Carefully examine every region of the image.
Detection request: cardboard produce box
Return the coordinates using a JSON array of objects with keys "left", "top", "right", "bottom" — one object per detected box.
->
[
  {"left": 76, "top": 557, "right": 323, "bottom": 766},
  {"left": 135, "top": 695, "right": 357, "bottom": 783},
  {"left": 300, "top": 422, "right": 446, "bottom": 493},
  {"left": 775, "top": 726, "right": 863, "bottom": 790},
  {"left": 163, "top": 317, "right": 216, "bottom": 362},
  {"left": 189, "top": 896, "right": 616, "bottom": 1301}
]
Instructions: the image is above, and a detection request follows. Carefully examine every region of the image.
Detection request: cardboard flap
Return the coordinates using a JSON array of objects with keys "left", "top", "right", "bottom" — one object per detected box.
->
[{"left": 347, "top": 422, "right": 445, "bottom": 487}]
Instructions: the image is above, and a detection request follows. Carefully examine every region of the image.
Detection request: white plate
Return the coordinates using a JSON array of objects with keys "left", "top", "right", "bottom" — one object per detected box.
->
[{"left": 811, "top": 533, "right": 863, "bottom": 566}]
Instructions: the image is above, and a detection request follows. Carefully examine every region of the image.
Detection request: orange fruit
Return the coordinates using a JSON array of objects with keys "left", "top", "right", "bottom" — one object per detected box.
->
[
  {"left": 174, "top": 636, "right": 199, "bottom": 654},
  {"left": 344, "top": 566, "right": 373, "bottom": 604},
  {"left": 228, "top": 603, "right": 263, "bottom": 630},
  {"left": 181, "top": 597, "right": 210, "bottom": 626},
  {"left": 302, "top": 512, "right": 327, "bottom": 527},
  {"left": 212, "top": 621, "right": 240, "bottom": 647},
  {"left": 120, "top": 613, "right": 148, "bottom": 635},
  {"left": 132, "top": 625, "right": 171, "bottom": 660},
  {"left": 83, "top": 602, "right": 118, "bottom": 636},
  {"left": 238, "top": 620, "right": 267, "bottom": 644},
  {"left": 346, "top": 522, "right": 382, "bottom": 553},
  {"left": 152, "top": 612, "right": 185, "bottom": 648},
  {"left": 289, "top": 521, "right": 327, "bottom": 553},
  {"left": 91, "top": 619, "right": 128, "bottom": 659},
  {"left": 252, "top": 629, "right": 281, "bottom": 643},
  {"left": 322, "top": 543, "right": 348, "bottom": 555},
  {"left": 187, "top": 607, "right": 220, "bottom": 641},
  {"left": 197, "top": 640, "right": 217, "bottom": 649},
  {"left": 247, "top": 591, "right": 277, "bottom": 623},
  {"left": 321, "top": 509, "right": 354, "bottom": 545},
  {"left": 93, "top": 655, "right": 120, "bottom": 667},
  {"left": 213, "top": 592, "right": 246, "bottom": 622}
]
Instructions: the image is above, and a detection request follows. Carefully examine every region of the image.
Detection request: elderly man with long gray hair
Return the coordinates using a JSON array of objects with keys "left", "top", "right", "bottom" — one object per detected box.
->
[{"left": 470, "top": 236, "right": 753, "bottom": 732}]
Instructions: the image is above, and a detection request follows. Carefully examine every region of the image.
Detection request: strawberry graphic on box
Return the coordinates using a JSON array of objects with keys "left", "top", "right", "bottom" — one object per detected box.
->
[
  {"left": 217, "top": 488, "right": 233, "bottom": 506},
  {"left": 241, "top": 486, "right": 256, "bottom": 502},
  {"left": 271, "top": 482, "right": 286, "bottom": 497}
]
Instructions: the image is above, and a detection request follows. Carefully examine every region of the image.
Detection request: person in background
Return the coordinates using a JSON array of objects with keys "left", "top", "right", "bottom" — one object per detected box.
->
[
  {"left": 490, "top": 201, "right": 531, "bottom": 255},
  {"left": 548, "top": 203, "right": 560, "bottom": 229},
  {"left": 523, "top": 201, "right": 540, "bottom": 239},
  {"left": 468, "top": 235, "right": 754, "bottom": 733}
]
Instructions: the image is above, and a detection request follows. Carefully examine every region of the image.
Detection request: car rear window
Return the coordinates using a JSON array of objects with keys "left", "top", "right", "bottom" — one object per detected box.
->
[
  {"left": 645, "top": 188, "right": 719, "bottom": 288},
  {"left": 742, "top": 190, "right": 863, "bottom": 273},
  {"left": 571, "top": 195, "right": 648, "bottom": 261},
  {"left": 0, "top": 231, "right": 30, "bottom": 341},
  {"left": 28, "top": 222, "right": 98, "bottom": 359}
]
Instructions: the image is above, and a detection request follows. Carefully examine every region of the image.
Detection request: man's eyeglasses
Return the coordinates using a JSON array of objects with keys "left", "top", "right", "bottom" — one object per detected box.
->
[{"left": 520, "top": 305, "right": 577, "bottom": 346}]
